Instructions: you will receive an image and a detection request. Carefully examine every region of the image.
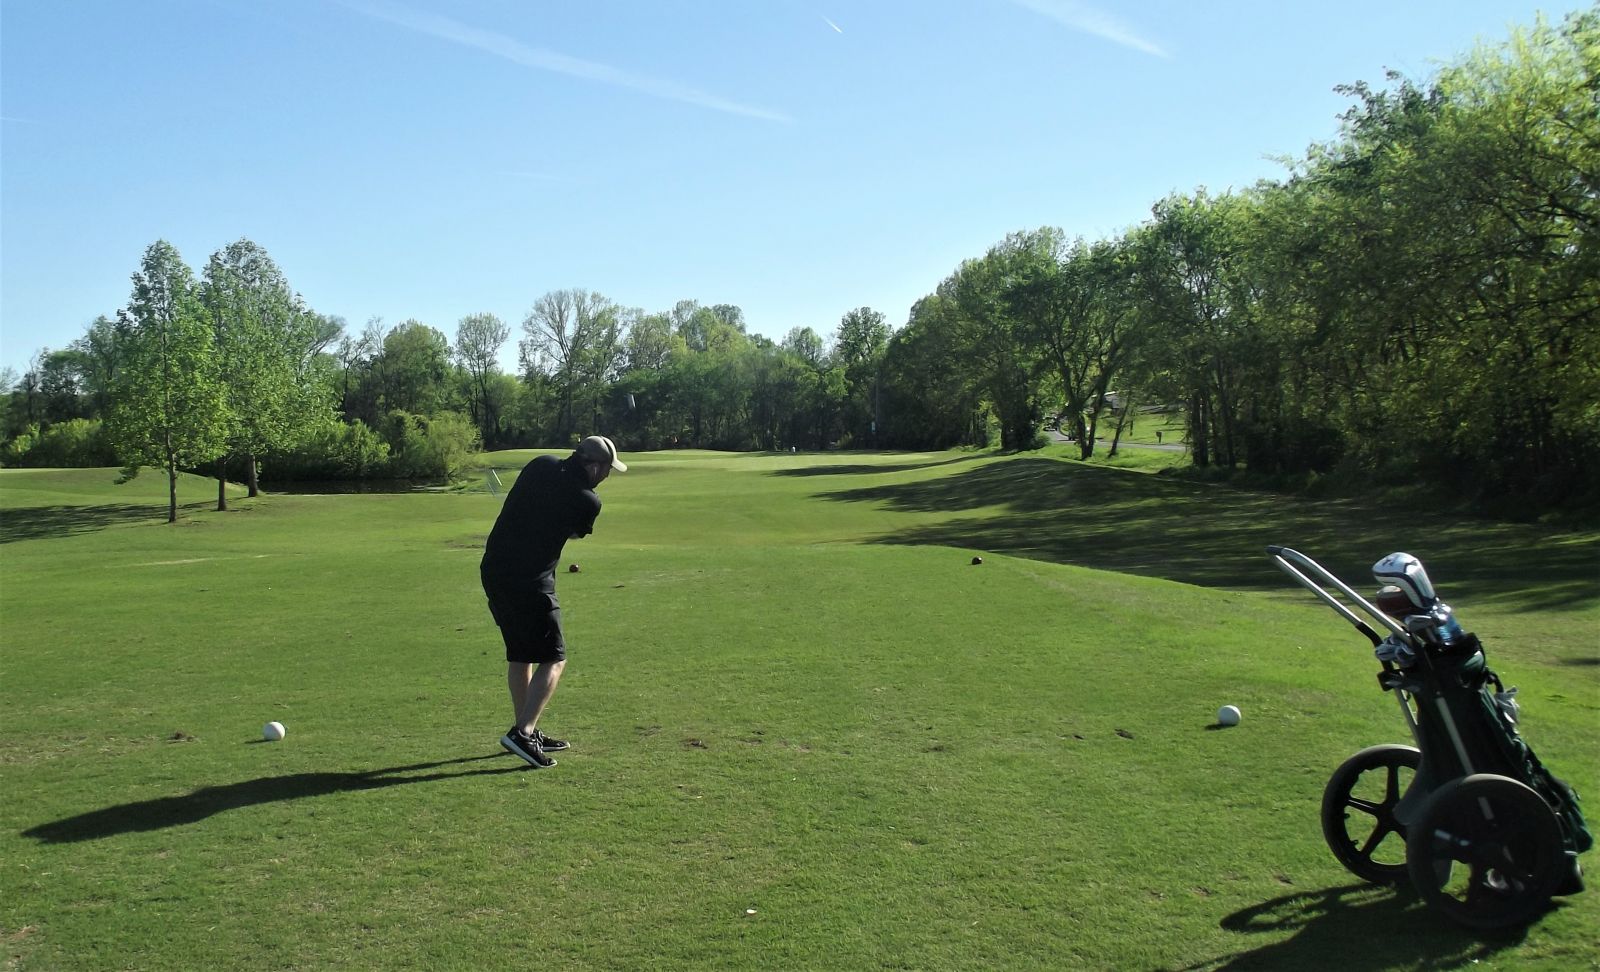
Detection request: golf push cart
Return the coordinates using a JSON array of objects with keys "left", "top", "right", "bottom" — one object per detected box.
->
[{"left": 1266, "top": 546, "right": 1592, "bottom": 929}]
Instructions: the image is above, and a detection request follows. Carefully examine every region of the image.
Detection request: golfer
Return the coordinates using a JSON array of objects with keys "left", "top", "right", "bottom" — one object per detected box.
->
[{"left": 481, "top": 435, "right": 626, "bottom": 768}]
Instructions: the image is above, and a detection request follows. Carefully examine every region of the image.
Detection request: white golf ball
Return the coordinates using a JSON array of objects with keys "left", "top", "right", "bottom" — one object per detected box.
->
[
  {"left": 263, "top": 721, "right": 286, "bottom": 742},
  {"left": 1216, "top": 705, "right": 1241, "bottom": 727}
]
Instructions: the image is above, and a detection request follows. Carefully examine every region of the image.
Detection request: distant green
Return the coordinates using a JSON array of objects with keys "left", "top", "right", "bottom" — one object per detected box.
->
[{"left": 2, "top": 451, "right": 1595, "bottom": 970}]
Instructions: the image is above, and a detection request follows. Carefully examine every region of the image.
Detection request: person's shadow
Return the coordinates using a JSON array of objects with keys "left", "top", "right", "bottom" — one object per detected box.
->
[
  {"left": 22, "top": 754, "right": 525, "bottom": 843},
  {"left": 1171, "top": 884, "right": 1534, "bottom": 971}
]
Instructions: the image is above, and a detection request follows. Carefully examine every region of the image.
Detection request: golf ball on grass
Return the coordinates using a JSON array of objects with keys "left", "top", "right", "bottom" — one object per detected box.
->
[
  {"left": 1216, "top": 705, "right": 1241, "bottom": 727},
  {"left": 263, "top": 721, "right": 286, "bottom": 741}
]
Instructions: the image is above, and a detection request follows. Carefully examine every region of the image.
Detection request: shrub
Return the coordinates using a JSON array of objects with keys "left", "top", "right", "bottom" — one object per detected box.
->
[
  {"left": 0, "top": 426, "right": 39, "bottom": 467},
  {"left": 0, "top": 420, "right": 117, "bottom": 467},
  {"left": 382, "top": 410, "right": 480, "bottom": 480},
  {"left": 261, "top": 418, "right": 391, "bottom": 480},
  {"left": 35, "top": 419, "right": 118, "bottom": 467}
]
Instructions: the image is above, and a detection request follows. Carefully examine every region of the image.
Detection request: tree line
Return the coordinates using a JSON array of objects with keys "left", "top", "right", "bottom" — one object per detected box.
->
[
  {"left": 872, "top": 10, "right": 1597, "bottom": 506},
  {"left": 0, "top": 236, "right": 897, "bottom": 517},
  {"left": 4, "top": 10, "right": 1595, "bottom": 510}
]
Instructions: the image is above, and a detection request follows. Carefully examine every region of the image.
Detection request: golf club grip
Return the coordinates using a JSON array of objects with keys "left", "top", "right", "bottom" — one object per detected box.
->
[{"left": 1269, "top": 546, "right": 1397, "bottom": 646}]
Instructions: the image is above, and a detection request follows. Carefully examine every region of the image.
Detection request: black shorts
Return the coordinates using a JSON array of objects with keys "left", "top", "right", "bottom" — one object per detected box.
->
[{"left": 482, "top": 577, "right": 566, "bottom": 664}]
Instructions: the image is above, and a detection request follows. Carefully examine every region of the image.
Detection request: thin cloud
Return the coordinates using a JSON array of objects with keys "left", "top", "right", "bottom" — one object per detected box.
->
[
  {"left": 1008, "top": 0, "right": 1170, "bottom": 58},
  {"left": 345, "top": 1, "right": 791, "bottom": 123}
]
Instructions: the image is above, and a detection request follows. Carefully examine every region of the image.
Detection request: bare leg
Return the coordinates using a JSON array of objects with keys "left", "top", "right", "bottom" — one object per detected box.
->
[
  {"left": 507, "top": 662, "right": 534, "bottom": 727},
  {"left": 515, "top": 660, "right": 566, "bottom": 734}
]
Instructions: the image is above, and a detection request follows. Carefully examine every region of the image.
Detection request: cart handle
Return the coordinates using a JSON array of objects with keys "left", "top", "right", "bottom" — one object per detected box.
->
[{"left": 1266, "top": 545, "right": 1411, "bottom": 647}]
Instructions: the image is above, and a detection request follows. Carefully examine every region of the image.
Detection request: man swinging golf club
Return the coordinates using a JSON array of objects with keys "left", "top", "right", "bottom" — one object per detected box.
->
[{"left": 481, "top": 435, "right": 626, "bottom": 768}]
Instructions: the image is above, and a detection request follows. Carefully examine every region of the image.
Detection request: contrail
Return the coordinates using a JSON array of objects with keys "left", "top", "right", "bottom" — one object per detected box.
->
[
  {"left": 344, "top": 0, "right": 792, "bottom": 122},
  {"left": 821, "top": 15, "right": 843, "bottom": 33},
  {"left": 1007, "top": 0, "right": 1169, "bottom": 58}
]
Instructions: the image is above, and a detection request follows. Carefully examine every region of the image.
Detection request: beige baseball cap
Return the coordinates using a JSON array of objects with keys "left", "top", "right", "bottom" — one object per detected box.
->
[{"left": 576, "top": 434, "right": 627, "bottom": 472}]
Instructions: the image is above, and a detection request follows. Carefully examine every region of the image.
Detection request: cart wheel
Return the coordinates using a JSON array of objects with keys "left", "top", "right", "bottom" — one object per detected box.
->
[
  {"left": 1405, "top": 773, "right": 1567, "bottom": 929},
  {"left": 1321, "top": 744, "right": 1421, "bottom": 885}
]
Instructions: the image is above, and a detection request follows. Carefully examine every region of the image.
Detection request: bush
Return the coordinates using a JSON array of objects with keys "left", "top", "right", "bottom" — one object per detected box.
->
[
  {"left": 0, "top": 420, "right": 116, "bottom": 467},
  {"left": 382, "top": 410, "right": 480, "bottom": 481},
  {"left": 0, "top": 426, "right": 39, "bottom": 467},
  {"left": 261, "top": 419, "right": 391, "bottom": 481}
]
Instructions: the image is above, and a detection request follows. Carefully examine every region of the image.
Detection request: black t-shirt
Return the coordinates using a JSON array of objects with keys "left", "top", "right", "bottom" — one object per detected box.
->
[{"left": 480, "top": 454, "right": 601, "bottom": 589}]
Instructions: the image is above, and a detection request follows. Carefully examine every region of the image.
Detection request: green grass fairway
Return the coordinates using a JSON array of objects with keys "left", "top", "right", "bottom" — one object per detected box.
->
[{"left": 3, "top": 452, "right": 1596, "bottom": 970}]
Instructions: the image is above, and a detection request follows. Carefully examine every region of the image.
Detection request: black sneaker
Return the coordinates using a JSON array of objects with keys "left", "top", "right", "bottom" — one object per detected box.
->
[
  {"left": 500, "top": 729, "right": 555, "bottom": 768},
  {"left": 530, "top": 728, "right": 569, "bottom": 752}
]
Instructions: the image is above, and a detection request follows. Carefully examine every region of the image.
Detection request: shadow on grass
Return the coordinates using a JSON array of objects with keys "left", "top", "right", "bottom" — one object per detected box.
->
[
  {"left": 817, "top": 458, "right": 1599, "bottom": 613},
  {"left": 0, "top": 503, "right": 174, "bottom": 544},
  {"left": 770, "top": 454, "right": 986, "bottom": 478},
  {"left": 22, "top": 754, "right": 525, "bottom": 843},
  {"left": 1172, "top": 884, "right": 1530, "bottom": 971}
]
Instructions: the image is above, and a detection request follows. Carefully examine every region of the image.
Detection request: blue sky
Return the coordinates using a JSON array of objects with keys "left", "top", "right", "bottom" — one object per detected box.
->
[{"left": 0, "top": 0, "right": 1583, "bottom": 376}]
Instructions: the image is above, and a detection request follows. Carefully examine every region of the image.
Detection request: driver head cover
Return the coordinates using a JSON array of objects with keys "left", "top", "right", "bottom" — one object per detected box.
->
[{"left": 1372, "top": 552, "right": 1435, "bottom": 609}]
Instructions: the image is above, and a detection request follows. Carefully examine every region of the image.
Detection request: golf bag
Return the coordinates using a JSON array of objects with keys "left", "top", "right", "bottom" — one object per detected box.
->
[{"left": 1267, "top": 546, "right": 1591, "bottom": 930}]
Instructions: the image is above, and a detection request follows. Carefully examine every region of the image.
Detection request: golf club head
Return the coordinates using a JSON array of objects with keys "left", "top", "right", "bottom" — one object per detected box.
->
[
  {"left": 1404, "top": 613, "right": 1440, "bottom": 636},
  {"left": 1372, "top": 552, "right": 1436, "bottom": 610},
  {"left": 1374, "top": 585, "right": 1413, "bottom": 619}
]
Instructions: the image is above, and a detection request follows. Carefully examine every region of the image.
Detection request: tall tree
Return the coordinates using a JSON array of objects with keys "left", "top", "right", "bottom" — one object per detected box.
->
[
  {"left": 36, "top": 349, "right": 90, "bottom": 424},
  {"left": 879, "top": 294, "right": 985, "bottom": 449},
  {"left": 939, "top": 233, "right": 1052, "bottom": 449},
  {"left": 375, "top": 320, "right": 451, "bottom": 417},
  {"left": 710, "top": 303, "right": 747, "bottom": 332},
  {"left": 832, "top": 307, "right": 889, "bottom": 445},
  {"left": 0, "top": 366, "right": 15, "bottom": 439},
  {"left": 335, "top": 316, "right": 384, "bottom": 425},
  {"left": 520, "top": 289, "right": 622, "bottom": 440},
  {"left": 66, "top": 316, "right": 125, "bottom": 418},
  {"left": 782, "top": 326, "right": 827, "bottom": 368},
  {"left": 1135, "top": 193, "right": 1259, "bottom": 467},
  {"left": 1011, "top": 236, "right": 1142, "bottom": 459},
  {"left": 453, "top": 312, "right": 510, "bottom": 448},
  {"left": 201, "top": 239, "right": 333, "bottom": 504},
  {"left": 106, "top": 241, "right": 229, "bottom": 523},
  {"left": 623, "top": 311, "right": 674, "bottom": 373}
]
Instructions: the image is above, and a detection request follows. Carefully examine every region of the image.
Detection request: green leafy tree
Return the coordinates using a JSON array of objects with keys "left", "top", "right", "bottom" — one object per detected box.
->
[
  {"left": 782, "top": 326, "right": 827, "bottom": 368},
  {"left": 35, "top": 348, "right": 92, "bottom": 424},
  {"left": 453, "top": 312, "right": 511, "bottom": 448},
  {"left": 106, "top": 241, "right": 230, "bottom": 523},
  {"left": 1002, "top": 234, "right": 1142, "bottom": 458},
  {"left": 1134, "top": 193, "right": 1265, "bottom": 467},
  {"left": 879, "top": 294, "right": 986, "bottom": 449},
  {"left": 520, "top": 290, "right": 623, "bottom": 441},
  {"left": 832, "top": 307, "right": 890, "bottom": 446},
  {"left": 65, "top": 316, "right": 125, "bottom": 418},
  {"left": 937, "top": 233, "right": 1052, "bottom": 449},
  {"left": 201, "top": 239, "right": 335, "bottom": 505},
  {"left": 623, "top": 311, "right": 674, "bottom": 373},
  {"left": 0, "top": 366, "right": 16, "bottom": 440},
  {"left": 334, "top": 317, "right": 385, "bottom": 425},
  {"left": 746, "top": 343, "right": 808, "bottom": 450},
  {"left": 374, "top": 320, "right": 452, "bottom": 417}
]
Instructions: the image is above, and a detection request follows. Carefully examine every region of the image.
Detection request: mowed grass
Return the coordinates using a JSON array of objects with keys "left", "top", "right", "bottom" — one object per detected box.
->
[{"left": 1, "top": 451, "right": 1596, "bottom": 970}]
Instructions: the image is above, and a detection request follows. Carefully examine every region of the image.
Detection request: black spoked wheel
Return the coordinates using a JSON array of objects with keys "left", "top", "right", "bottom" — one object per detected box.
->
[
  {"left": 1406, "top": 773, "right": 1567, "bottom": 929},
  {"left": 1321, "top": 744, "right": 1422, "bottom": 885}
]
